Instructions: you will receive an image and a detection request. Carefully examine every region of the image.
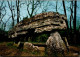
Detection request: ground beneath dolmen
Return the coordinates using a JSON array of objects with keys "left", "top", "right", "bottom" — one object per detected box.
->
[{"left": 0, "top": 42, "right": 80, "bottom": 56}]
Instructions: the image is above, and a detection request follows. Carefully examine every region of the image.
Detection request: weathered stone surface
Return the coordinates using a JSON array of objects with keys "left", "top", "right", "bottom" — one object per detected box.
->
[
  {"left": 8, "top": 12, "right": 67, "bottom": 38},
  {"left": 46, "top": 32, "right": 66, "bottom": 53},
  {"left": 23, "top": 42, "right": 39, "bottom": 51}
]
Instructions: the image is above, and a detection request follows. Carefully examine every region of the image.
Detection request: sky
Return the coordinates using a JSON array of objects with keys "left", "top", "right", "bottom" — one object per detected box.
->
[{"left": 0, "top": 0, "right": 80, "bottom": 31}]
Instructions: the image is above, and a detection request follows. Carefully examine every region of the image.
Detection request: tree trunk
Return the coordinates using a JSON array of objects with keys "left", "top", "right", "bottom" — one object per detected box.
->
[
  {"left": 73, "top": 1, "right": 77, "bottom": 44},
  {"left": 62, "top": 0, "right": 67, "bottom": 16},
  {"left": 56, "top": 0, "right": 58, "bottom": 12},
  {"left": 70, "top": 1, "right": 73, "bottom": 33},
  {"left": 16, "top": 0, "right": 20, "bottom": 23},
  {"left": 73, "top": 1, "right": 77, "bottom": 33},
  {"left": 62, "top": 0, "right": 69, "bottom": 36},
  {"left": 7, "top": 1, "right": 15, "bottom": 27}
]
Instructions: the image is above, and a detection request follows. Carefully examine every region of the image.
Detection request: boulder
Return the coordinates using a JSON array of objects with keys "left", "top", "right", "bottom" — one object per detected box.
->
[
  {"left": 23, "top": 42, "right": 39, "bottom": 51},
  {"left": 23, "top": 42, "right": 33, "bottom": 50},
  {"left": 33, "top": 46, "right": 39, "bottom": 51},
  {"left": 46, "top": 32, "right": 66, "bottom": 54},
  {"left": 8, "top": 12, "right": 67, "bottom": 38}
]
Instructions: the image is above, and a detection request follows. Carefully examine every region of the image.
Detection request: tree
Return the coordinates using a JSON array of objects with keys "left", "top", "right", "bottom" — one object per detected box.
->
[
  {"left": 62, "top": 0, "right": 67, "bottom": 16},
  {"left": 73, "top": 1, "right": 77, "bottom": 33},
  {"left": 70, "top": 1, "right": 73, "bottom": 32},
  {"left": 62, "top": 0, "right": 69, "bottom": 30},
  {"left": 0, "top": 0, "right": 6, "bottom": 30},
  {"left": 41, "top": 1, "right": 49, "bottom": 12},
  {"left": 7, "top": 1, "right": 15, "bottom": 27},
  {"left": 25, "top": 0, "right": 42, "bottom": 18},
  {"left": 56, "top": 0, "right": 58, "bottom": 12},
  {"left": 73, "top": 1, "right": 77, "bottom": 44},
  {"left": 16, "top": 0, "right": 20, "bottom": 23}
]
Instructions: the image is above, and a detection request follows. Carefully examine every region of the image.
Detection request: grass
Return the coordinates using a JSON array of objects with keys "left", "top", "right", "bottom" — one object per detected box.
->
[
  {"left": 31, "top": 51, "right": 39, "bottom": 55},
  {"left": 0, "top": 42, "right": 4, "bottom": 44},
  {"left": 6, "top": 42, "right": 18, "bottom": 49},
  {"left": 6, "top": 42, "right": 13, "bottom": 46},
  {"left": 5, "top": 42, "right": 42, "bottom": 55},
  {"left": 22, "top": 49, "right": 28, "bottom": 52},
  {"left": 2, "top": 41, "right": 80, "bottom": 56}
]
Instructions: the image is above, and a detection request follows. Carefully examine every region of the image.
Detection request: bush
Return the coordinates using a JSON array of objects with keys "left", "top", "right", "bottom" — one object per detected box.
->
[
  {"left": 7, "top": 42, "right": 13, "bottom": 46},
  {"left": 0, "top": 28, "right": 8, "bottom": 42},
  {"left": 35, "top": 34, "right": 49, "bottom": 43}
]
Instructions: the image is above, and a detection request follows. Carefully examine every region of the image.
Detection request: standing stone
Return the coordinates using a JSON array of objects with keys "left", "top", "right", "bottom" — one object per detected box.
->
[{"left": 46, "top": 32, "right": 66, "bottom": 55}]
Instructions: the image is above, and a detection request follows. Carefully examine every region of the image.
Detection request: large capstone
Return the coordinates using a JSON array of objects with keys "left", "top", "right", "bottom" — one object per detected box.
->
[
  {"left": 46, "top": 32, "right": 66, "bottom": 53},
  {"left": 8, "top": 12, "right": 67, "bottom": 38}
]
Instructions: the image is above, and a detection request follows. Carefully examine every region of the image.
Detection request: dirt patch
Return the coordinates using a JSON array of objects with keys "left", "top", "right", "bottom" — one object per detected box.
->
[
  {"left": 0, "top": 44, "right": 20, "bottom": 56},
  {"left": 69, "top": 46, "right": 80, "bottom": 53}
]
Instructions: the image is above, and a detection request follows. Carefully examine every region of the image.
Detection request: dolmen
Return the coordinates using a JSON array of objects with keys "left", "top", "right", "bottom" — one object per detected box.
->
[{"left": 8, "top": 12, "right": 69, "bottom": 55}]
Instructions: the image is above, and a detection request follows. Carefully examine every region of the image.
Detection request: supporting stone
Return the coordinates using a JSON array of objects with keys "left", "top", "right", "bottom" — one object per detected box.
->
[{"left": 46, "top": 32, "right": 67, "bottom": 55}]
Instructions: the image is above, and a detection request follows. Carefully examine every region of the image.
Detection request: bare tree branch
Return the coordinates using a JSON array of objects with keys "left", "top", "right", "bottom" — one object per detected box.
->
[{"left": 7, "top": 0, "right": 15, "bottom": 27}]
